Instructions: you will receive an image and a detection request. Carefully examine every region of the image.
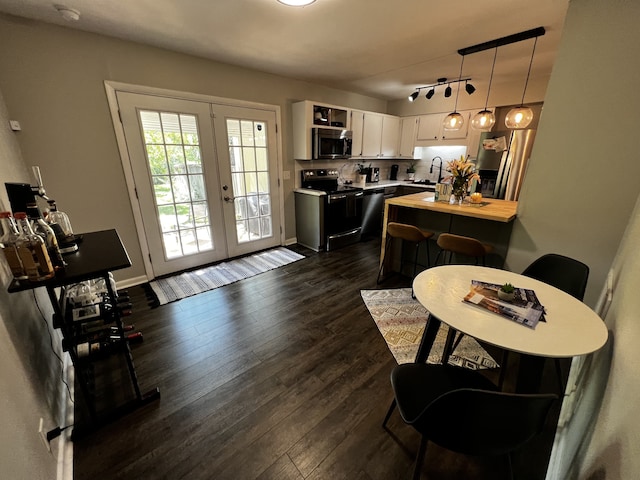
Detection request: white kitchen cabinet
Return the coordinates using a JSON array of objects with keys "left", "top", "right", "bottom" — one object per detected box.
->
[
  {"left": 416, "top": 112, "right": 470, "bottom": 143},
  {"left": 350, "top": 110, "right": 365, "bottom": 157},
  {"left": 362, "top": 112, "right": 383, "bottom": 157},
  {"left": 380, "top": 115, "right": 400, "bottom": 157},
  {"left": 354, "top": 111, "right": 400, "bottom": 158},
  {"left": 399, "top": 116, "right": 418, "bottom": 158}
]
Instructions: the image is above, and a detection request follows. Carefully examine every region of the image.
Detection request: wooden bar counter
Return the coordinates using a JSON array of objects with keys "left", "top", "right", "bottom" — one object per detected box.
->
[{"left": 380, "top": 192, "right": 518, "bottom": 276}]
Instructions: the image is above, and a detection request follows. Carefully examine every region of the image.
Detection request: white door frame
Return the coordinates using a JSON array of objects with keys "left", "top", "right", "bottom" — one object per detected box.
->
[{"left": 104, "top": 81, "right": 285, "bottom": 281}]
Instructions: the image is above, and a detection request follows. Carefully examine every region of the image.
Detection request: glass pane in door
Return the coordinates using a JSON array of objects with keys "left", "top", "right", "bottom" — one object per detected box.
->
[
  {"left": 140, "top": 110, "right": 213, "bottom": 259},
  {"left": 226, "top": 119, "right": 273, "bottom": 243}
]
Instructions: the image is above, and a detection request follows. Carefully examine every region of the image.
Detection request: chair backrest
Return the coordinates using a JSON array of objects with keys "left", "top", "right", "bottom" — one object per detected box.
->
[
  {"left": 414, "top": 388, "right": 558, "bottom": 457},
  {"left": 437, "top": 233, "right": 486, "bottom": 258},
  {"left": 387, "top": 222, "right": 426, "bottom": 243},
  {"left": 522, "top": 253, "right": 589, "bottom": 301}
]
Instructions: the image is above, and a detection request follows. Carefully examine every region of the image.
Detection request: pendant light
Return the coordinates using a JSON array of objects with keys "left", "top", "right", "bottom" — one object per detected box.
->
[
  {"left": 505, "top": 37, "right": 538, "bottom": 129},
  {"left": 471, "top": 47, "right": 498, "bottom": 131},
  {"left": 443, "top": 55, "right": 466, "bottom": 131}
]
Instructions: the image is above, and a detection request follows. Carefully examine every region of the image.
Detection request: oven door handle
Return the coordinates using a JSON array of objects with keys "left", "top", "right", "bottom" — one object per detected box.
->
[{"left": 328, "top": 194, "right": 347, "bottom": 203}]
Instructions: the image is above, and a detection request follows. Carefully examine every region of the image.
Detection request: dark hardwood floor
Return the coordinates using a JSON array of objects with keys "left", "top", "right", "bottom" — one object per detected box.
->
[{"left": 73, "top": 237, "right": 561, "bottom": 480}]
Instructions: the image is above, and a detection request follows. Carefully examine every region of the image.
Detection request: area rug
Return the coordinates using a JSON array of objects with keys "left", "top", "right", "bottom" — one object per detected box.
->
[
  {"left": 361, "top": 288, "right": 498, "bottom": 369},
  {"left": 149, "top": 247, "right": 305, "bottom": 305}
]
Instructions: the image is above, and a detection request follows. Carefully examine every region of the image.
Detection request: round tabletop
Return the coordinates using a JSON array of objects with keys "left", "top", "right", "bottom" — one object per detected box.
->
[{"left": 413, "top": 265, "right": 608, "bottom": 358}]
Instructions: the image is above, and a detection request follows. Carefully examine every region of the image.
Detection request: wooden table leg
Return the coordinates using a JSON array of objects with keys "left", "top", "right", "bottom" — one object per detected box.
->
[
  {"left": 415, "top": 313, "right": 442, "bottom": 363},
  {"left": 378, "top": 203, "right": 399, "bottom": 281}
]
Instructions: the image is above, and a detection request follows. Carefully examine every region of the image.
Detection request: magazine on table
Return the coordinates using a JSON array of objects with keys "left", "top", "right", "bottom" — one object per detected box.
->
[{"left": 462, "top": 280, "right": 546, "bottom": 329}]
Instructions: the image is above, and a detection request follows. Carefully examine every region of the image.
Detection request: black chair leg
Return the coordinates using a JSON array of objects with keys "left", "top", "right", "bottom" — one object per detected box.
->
[
  {"left": 412, "top": 435, "right": 428, "bottom": 480},
  {"left": 507, "top": 452, "right": 514, "bottom": 480},
  {"left": 442, "top": 328, "right": 457, "bottom": 364},
  {"left": 382, "top": 398, "right": 396, "bottom": 428}
]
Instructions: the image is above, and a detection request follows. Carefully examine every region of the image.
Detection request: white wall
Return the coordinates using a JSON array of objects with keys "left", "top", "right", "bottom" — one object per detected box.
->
[
  {"left": 504, "top": 0, "right": 640, "bottom": 307},
  {"left": 505, "top": 0, "right": 640, "bottom": 477},
  {"left": 0, "top": 87, "right": 59, "bottom": 480}
]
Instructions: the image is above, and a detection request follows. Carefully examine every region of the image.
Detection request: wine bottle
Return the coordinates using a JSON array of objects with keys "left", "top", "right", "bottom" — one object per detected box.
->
[
  {"left": 76, "top": 338, "right": 124, "bottom": 359},
  {"left": 32, "top": 215, "right": 66, "bottom": 271}
]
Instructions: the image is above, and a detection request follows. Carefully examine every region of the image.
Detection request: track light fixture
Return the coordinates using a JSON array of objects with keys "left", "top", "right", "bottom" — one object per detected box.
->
[
  {"left": 505, "top": 36, "right": 538, "bottom": 129},
  {"left": 407, "top": 77, "right": 474, "bottom": 102},
  {"left": 443, "top": 55, "right": 467, "bottom": 131},
  {"left": 465, "top": 81, "right": 476, "bottom": 95},
  {"left": 471, "top": 46, "right": 498, "bottom": 131}
]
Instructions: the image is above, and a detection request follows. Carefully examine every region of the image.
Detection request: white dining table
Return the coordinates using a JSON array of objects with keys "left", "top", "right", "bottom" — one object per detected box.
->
[{"left": 412, "top": 265, "right": 609, "bottom": 392}]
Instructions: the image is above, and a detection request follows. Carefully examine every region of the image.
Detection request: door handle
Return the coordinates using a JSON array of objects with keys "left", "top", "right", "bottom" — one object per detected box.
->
[{"left": 224, "top": 195, "right": 235, "bottom": 203}]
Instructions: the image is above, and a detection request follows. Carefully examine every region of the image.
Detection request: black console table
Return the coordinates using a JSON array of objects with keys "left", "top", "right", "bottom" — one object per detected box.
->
[{"left": 9, "top": 229, "right": 160, "bottom": 438}]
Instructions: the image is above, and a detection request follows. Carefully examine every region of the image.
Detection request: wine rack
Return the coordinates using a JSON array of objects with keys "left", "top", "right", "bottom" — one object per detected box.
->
[{"left": 8, "top": 229, "right": 159, "bottom": 439}]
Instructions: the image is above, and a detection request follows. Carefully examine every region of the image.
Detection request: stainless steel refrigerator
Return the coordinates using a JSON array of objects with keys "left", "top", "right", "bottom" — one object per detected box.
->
[{"left": 476, "top": 129, "right": 536, "bottom": 200}]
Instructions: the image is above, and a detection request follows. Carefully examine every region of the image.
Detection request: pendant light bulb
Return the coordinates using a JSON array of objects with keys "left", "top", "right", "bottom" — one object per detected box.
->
[
  {"left": 506, "top": 37, "right": 538, "bottom": 129},
  {"left": 443, "top": 112, "right": 464, "bottom": 131},
  {"left": 505, "top": 106, "right": 534, "bottom": 129},
  {"left": 472, "top": 47, "right": 498, "bottom": 131},
  {"left": 471, "top": 110, "right": 496, "bottom": 130},
  {"left": 443, "top": 55, "right": 466, "bottom": 131}
]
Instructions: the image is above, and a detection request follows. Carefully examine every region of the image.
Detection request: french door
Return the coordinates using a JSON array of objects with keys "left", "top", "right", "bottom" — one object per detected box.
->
[{"left": 116, "top": 91, "right": 282, "bottom": 277}]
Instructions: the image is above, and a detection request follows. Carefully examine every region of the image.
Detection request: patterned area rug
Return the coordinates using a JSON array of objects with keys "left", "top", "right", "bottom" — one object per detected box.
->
[
  {"left": 149, "top": 247, "right": 305, "bottom": 305},
  {"left": 361, "top": 288, "right": 498, "bottom": 369}
]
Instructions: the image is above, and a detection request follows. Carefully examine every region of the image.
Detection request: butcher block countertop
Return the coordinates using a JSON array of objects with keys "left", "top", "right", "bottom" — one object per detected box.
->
[{"left": 386, "top": 192, "right": 518, "bottom": 223}]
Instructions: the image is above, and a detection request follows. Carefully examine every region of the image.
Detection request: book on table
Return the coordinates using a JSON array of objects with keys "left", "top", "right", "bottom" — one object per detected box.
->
[{"left": 462, "top": 280, "right": 545, "bottom": 329}]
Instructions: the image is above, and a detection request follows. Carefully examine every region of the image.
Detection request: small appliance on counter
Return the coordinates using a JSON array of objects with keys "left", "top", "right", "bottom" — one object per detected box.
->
[
  {"left": 366, "top": 167, "right": 380, "bottom": 183},
  {"left": 389, "top": 164, "right": 399, "bottom": 180}
]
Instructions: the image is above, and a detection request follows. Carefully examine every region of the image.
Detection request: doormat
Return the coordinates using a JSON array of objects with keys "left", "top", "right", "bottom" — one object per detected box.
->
[
  {"left": 149, "top": 247, "right": 305, "bottom": 306},
  {"left": 361, "top": 288, "right": 498, "bottom": 369}
]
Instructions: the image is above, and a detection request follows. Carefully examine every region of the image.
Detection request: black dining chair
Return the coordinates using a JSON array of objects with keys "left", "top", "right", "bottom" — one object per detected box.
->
[
  {"left": 505, "top": 253, "right": 590, "bottom": 391},
  {"left": 383, "top": 363, "right": 558, "bottom": 480}
]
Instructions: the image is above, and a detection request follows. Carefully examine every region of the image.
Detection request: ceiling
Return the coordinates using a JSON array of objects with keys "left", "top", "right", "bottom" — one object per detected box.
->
[{"left": 0, "top": 0, "right": 569, "bottom": 101}]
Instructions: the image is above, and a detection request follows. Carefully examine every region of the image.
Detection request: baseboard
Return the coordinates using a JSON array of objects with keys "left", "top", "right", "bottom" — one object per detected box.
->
[
  {"left": 116, "top": 275, "right": 149, "bottom": 290},
  {"left": 56, "top": 353, "right": 74, "bottom": 480},
  {"left": 284, "top": 237, "right": 297, "bottom": 246}
]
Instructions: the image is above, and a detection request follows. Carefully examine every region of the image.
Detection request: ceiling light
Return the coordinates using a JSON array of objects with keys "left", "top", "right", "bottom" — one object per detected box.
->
[
  {"left": 505, "top": 37, "right": 538, "bottom": 129},
  {"left": 425, "top": 88, "right": 435, "bottom": 100},
  {"left": 277, "top": 0, "right": 316, "bottom": 6},
  {"left": 472, "top": 47, "right": 498, "bottom": 131},
  {"left": 444, "top": 85, "right": 452, "bottom": 98},
  {"left": 465, "top": 81, "right": 476, "bottom": 95},
  {"left": 408, "top": 91, "right": 419, "bottom": 102},
  {"left": 54, "top": 4, "right": 80, "bottom": 21},
  {"left": 443, "top": 55, "right": 466, "bottom": 131}
]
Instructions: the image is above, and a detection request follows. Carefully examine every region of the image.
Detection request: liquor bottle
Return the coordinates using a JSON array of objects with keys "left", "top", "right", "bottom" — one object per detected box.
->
[
  {"left": 0, "top": 211, "right": 28, "bottom": 280},
  {"left": 31, "top": 218, "right": 67, "bottom": 271},
  {"left": 14, "top": 212, "right": 55, "bottom": 281}
]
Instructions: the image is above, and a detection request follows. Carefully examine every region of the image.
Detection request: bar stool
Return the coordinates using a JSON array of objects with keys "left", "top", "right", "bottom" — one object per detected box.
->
[
  {"left": 377, "top": 222, "right": 434, "bottom": 284},
  {"left": 434, "top": 233, "right": 493, "bottom": 266},
  {"left": 435, "top": 233, "right": 494, "bottom": 364}
]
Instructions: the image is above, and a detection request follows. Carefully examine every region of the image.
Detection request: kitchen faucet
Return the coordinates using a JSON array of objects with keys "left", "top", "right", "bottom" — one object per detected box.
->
[{"left": 430, "top": 156, "right": 444, "bottom": 183}]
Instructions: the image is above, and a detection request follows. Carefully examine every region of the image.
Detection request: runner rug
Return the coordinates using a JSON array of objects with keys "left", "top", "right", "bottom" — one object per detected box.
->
[
  {"left": 149, "top": 247, "right": 305, "bottom": 306},
  {"left": 361, "top": 288, "right": 498, "bottom": 369}
]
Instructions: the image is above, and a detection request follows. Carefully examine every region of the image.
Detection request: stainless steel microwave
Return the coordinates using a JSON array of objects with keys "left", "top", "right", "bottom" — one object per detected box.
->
[{"left": 312, "top": 128, "right": 352, "bottom": 159}]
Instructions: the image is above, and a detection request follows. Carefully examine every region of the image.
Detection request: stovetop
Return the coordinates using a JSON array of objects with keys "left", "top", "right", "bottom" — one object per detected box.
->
[{"left": 300, "top": 168, "right": 363, "bottom": 194}]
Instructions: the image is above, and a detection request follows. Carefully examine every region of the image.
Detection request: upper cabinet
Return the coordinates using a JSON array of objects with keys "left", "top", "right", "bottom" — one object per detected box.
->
[
  {"left": 416, "top": 112, "right": 470, "bottom": 142},
  {"left": 399, "top": 116, "right": 418, "bottom": 158},
  {"left": 292, "top": 100, "right": 350, "bottom": 160},
  {"left": 351, "top": 111, "right": 400, "bottom": 158}
]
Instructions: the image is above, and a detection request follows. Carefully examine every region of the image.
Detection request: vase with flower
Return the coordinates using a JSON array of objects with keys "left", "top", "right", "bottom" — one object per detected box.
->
[{"left": 443, "top": 156, "right": 480, "bottom": 205}]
